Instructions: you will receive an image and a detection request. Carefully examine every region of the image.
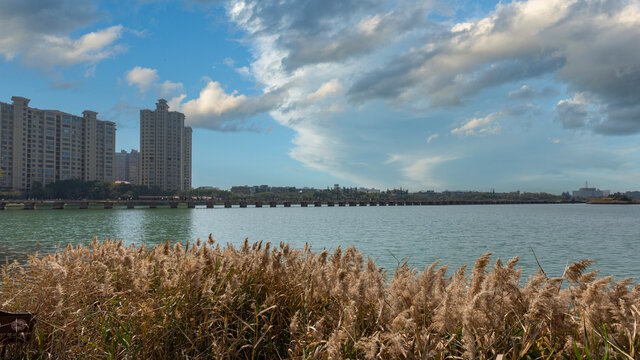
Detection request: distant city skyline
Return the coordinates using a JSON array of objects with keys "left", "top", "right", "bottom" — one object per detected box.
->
[{"left": 1, "top": 0, "right": 639, "bottom": 193}]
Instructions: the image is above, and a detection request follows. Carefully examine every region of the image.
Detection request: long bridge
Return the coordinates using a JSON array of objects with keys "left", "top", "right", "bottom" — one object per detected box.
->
[{"left": 0, "top": 199, "right": 566, "bottom": 210}]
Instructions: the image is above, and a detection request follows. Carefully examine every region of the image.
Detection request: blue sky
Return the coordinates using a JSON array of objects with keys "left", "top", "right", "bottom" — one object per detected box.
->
[{"left": 2, "top": 0, "right": 639, "bottom": 193}]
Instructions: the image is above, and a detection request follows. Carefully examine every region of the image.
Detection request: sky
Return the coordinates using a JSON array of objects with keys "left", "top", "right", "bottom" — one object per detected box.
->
[{"left": 1, "top": 0, "right": 639, "bottom": 193}]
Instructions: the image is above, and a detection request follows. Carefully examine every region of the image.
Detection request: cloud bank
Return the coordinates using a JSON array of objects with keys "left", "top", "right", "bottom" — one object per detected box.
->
[
  {"left": 217, "top": 0, "right": 640, "bottom": 189},
  {"left": 0, "top": 0, "right": 125, "bottom": 69}
]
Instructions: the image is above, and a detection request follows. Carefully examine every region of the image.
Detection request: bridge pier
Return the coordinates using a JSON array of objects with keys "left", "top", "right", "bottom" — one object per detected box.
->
[
  {"left": 103, "top": 202, "right": 113, "bottom": 209},
  {"left": 378, "top": 201, "right": 386, "bottom": 206},
  {"left": 187, "top": 202, "right": 196, "bottom": 208},
  {"left": 284, "top": 202, "right": 291, "bottom": 207},
  {"left": 338, "top": 201, "right": 345, "bottom": 206},
  {"left": 149, "top": 202, "right": 157, "bottom": 209},
  {"left": 327, "top": 201, "right": 334, "bottom": 207},
  {"left": 0, "top": 202, "right": 6, "bottom": 210},
  {"left": 314, "top": 201, "right": 322, "bottom": 207},
  {"left": 254, "top": 201, "right": 262, "bottom": 208},
  {"left": 52, "top": 201, "right": 65, "bottom": 210},
  {"left": 359, "top": 201, "right": 366, "bottom": 206},
  {"left": 127, "top": 201, "right": 135, "bottom": 209},
  {"left": 79, "top": 201, "right": 89, "bottom": 209},
  {"left": 224, "top": 202, "right": 232, "bottom": 208},
  {"left": 348, "top": 201, "right": 356, "bottom": 206},
  {"left": 23, "top": 202, "right": 35, "bottom": 210},
  {"left": 207, "top": 201, "right": 214, "bottom": 208},
  {"left": 239, "top": 201, "right": 247, "bottom": 208},
  {"left": 369, "top": 201, "right": 377, "bottom": 206},
  {"left": 270, "top": 201, "right": 277, "bottom": 208},
  {"left": 170, "top": 202, "right": 179, "bottom": 208},
  {"left": 300, "top": 201, "right": 308, "bottom": 207}
]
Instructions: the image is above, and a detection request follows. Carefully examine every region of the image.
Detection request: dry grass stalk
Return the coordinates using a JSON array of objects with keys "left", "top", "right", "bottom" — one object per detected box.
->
[{"left": 0, "top": 238, "right": 638, "bottom": 359}]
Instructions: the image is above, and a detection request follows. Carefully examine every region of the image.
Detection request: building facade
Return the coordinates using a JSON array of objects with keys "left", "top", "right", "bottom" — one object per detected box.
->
[
  {"left": 183, "top": 126, "right": 192, "bottom": 190},
  {"left": 140, "top": 99, "right": 192, "bottom": 192},
  {"left": 0, "top": 96, "right": 115, "bottom": 192},
  {"left": 115, "top": 149, "right": 140, "bottom": 184},
  {"left": 572, "top": 187, "right": 611, "bottom": 200}
]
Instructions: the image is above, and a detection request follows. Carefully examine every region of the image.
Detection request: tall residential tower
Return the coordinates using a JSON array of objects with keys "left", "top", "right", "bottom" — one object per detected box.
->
[
  {"left": 139, "top": 99, "right": 192, "bottom": 191},
  {"left": 115, "top": 149, "right": 140, "bottom": 185},
  {"left": 0, "top": 96, "right": 115, "bottom": 192}
]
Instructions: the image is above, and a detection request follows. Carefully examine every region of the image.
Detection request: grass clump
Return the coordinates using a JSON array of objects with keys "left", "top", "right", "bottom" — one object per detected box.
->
[{"left": 1, "top": 237, "right": 639, "bottom": 359}]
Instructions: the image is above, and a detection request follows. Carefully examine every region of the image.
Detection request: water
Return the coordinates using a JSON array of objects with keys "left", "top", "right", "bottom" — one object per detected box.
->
[{"left": 1, "top": 204, "right": 639, "bottom": 279}]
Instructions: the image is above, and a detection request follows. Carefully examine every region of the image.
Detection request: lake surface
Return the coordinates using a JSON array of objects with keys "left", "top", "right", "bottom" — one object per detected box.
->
[{"left": 1, "top": 204, "right": 639, "bottom": 279}]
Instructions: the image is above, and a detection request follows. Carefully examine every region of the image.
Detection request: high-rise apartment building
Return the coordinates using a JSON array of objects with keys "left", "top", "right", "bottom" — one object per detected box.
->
[
  {"left": 115, "top": 149, "right": 140, "bottom": 185},
  {"left": 183, "top": 126, "right": 192, "bottom": 190},
  {"left": 140, "top": 99, "right": 192, "bottom": 191},
  {"left": 0, "top": 96, "right": 115, "bottom": 192}
]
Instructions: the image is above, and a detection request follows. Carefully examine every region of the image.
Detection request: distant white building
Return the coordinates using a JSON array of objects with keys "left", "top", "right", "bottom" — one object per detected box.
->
[
  {"left": 572, "top": 187, "right": 610, "bottom": 199},
  {"left": 358, "top": 187, "right": 381, "bottom": 194}
]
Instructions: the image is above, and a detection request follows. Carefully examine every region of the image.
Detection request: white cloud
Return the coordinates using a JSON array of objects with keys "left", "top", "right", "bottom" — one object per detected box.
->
[
  {"left": 403, "top": 157, "right": 453, "bottom": 186},
  {"left": 451, "top": 112, "right": 502, "bottom": 137},
  {"left": 182, "top": 81, "right": 246, "bottom": 117},
  {"left": 24, "top": 25, "right": 124, "bottom": 68},
  {"left": 236, "top": 66, "right": 252, "bottom": 77},
  {"left": 123, "top": 65, "right": 280, "bottom": 131},
  {"left": 178, "top": 80, "right": 284, "bottom": 131},
  {"left": 385, "top": 153, "right": 459, "bottom": 189},
  {"left": 322, "top": 104, "right": 343, "bottom": 114},
  {"left": 84, "top": 64, "right": 96, "bottom": 78},
  {"left": 426, "top": 133, "right": 439, "bottom": 143},
  {"left": 167, "top": 95, "right": 186, "bottom": 113},
  {"left": 554, "top": 92, "right": 600, "bottom": 130},
  {"left": 126, "top": 66, "right": 159, "bottom": 93},
  {"left": 306, "top": 79, "right": 343, "bottom": 101},
  {"left": 223, "top": 57, "right": 235, "bottom": 67},
  {"left": 223, "top": 0, "right": 640, "bottom": 189},
  {"left": 124, "top": 67, "right": 184, "bottom": 99},
  {"left": 0, "top": 0, "right": 125, "bottom": 71},
  {"left": 348, "top": 0, "right": 640, "bottom": 134},
  {"left": 1, "top": 0, "right": 96, "bottom": 62},
  {"left": 160, "top": 80, "right": 184, "bottom": 98},
  {"left": 508, "top": 85, "right": 537, "bottom": 99},
  {"left": 224, "top": 0, "right": 457, "bottom": 188}
]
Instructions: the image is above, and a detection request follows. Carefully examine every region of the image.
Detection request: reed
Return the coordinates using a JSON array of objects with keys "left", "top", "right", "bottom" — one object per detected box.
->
[{"left": 0, "top": 237, "right": 638, "bottom": 359}]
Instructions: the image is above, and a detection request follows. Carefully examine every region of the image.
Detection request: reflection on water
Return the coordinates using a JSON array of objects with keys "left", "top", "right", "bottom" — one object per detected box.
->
[{"left": 1, "top": 204, "right": 639, "bottom": 279}]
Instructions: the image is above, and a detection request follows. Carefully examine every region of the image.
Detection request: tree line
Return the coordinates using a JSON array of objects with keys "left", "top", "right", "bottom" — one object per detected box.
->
[
  {"left": 0, "top": 178, "right": 572, "bottom": 203},
  {"left": 0, "top": 180, "right": 171, "bottom": 200}
]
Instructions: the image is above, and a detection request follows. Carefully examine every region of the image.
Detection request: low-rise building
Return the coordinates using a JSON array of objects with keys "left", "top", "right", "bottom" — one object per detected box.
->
[{"left": 230, "top": 185, "right": 251, "bottom": 195}]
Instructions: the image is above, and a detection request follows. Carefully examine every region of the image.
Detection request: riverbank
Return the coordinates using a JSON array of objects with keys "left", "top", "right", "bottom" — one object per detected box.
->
[
  {"left": 1, "top": 238, "right": 638, "bottom": 359},
  {"left": 0, "top": 198, "right": 574, "bottom": 211},
  {"left": 587, "top": 197, "right": 640, "bottom": 205}
]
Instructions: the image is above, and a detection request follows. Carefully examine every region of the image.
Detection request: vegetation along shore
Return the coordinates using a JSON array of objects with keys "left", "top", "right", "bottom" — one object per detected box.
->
[{"left": 1, "top": 238, "right": 639, "bottom": 359}]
